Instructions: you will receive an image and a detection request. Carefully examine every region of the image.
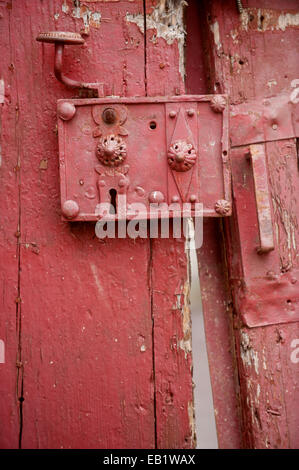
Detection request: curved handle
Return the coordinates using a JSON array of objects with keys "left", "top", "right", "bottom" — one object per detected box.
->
[
  {"left": 36, "top": 32, "right": 102, "bottom": 94},
  {"left": 247, "top": 144, "right": 275, "bottom": 254}
]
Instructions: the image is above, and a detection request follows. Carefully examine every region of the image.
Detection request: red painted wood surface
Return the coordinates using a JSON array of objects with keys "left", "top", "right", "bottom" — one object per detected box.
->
[
  {"left": 0, "top": 1, "right": 20, "bottom": 448},
  {"left": 0, "top": 0, "right": 194, "bottom": 449},
  {"left": 185, "top": 2, "right": 242, "bottom": 449},
  {"left": 202, "top": 0, "right": 299, "bottom": 448},
  {"left": 145, "top": 0, "right": 195, "bottom": 448}
]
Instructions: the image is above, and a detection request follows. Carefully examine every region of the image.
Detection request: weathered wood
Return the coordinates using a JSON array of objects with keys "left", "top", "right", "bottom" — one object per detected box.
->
[
  {"left": 145, "top": 0, "right": 195, "bottom": 448},
  {"left": 185, "top": 1, "right": 242, "bottom": 448},
  {"left": 6, "top": 0, "right": 154, "bottom": 449},
  {"left": 0, "top": 0, "right": 195, "bottom": 449},
  {"left": 0, "top": 1, "right": 20, "bottom": 449},
  {"left": 203, "top": 0, "right": 299, "bottom": 448},
  {"left": 197, "top": 219, "right": 242, "bottom": 449}
]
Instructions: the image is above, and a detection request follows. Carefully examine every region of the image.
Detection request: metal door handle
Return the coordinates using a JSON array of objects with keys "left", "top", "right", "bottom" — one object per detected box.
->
[
  {"left": 36, "top": 32, "right": 102, "bottom": 95},
  {"left": 247, "top": 144, "right": 275, "bottom": 254}
]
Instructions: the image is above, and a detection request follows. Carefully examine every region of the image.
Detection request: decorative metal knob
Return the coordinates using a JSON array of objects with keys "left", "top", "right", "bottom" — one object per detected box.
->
[
  {"left": 96, "top": 135, "right": 127, "bottom": 167},
  {"left": 167, "top": 140, "right": 197, "bottom": 172},
  {"left": 36, "top": 31, "right": 85, "bottom": 45},
  {"left": 36, "top": 31, "right": 101, "bottom": 93},
  {"left": 210, "top": 95, "right": 227, "bottom": 113},
  {"left": 215, "top": 199, "right": 231, "bottom": 215}
]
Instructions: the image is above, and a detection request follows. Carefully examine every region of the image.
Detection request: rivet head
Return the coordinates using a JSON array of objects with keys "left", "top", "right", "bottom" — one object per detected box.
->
[
  {"left": 171, "top": 195, "right": 180, "bottom": 203},
  {"left": 189, "top": 194, "right": 197, "bottom": 202},
  {"left": 215, "top": 199, "right": 231, "bottom": 215},
  {"left": 187, "top": 109, "right": 195, "bottom": 117},
  {"left": 57, "top": 102, "right": 76, "bottom": 121},
  {"left": 210, "top": 95, "right": 226, "bottom": 113},
  {"left": 149, "top": 191, "right": 165, "bottom": 204},
  {"left": 169, "top": 110, "right": 177, "bottom": 118},
  {"left": 62, "top": 200, "right": 80, "bottom": 219}
]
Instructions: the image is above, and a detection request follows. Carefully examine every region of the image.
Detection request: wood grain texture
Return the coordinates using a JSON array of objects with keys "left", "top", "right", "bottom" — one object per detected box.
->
[
  {"left": 7, "top": 0, "right": 154, "bottom": 449},
  {"left": 146, "top": 0, "right": 195, "bottom": 449},
  {"left": 197, "top": 219, "right": 242, "bottom": 449},
  {"left": 203, "top": 0, "right": 299, "bottom": 448},
  {"left": 0, "top": 0, "right": 195, "bottom": 449},
  {"left": 0, "top": 0, "right": 20, "bottom": 449},
  {"left": 185, "top": 2, "right": 242, "bottom": 448}
]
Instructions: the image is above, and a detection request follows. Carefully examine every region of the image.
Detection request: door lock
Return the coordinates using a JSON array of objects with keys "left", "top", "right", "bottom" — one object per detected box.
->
[{"left": 36, "top": 32, "right": 231, "bottom": 222}]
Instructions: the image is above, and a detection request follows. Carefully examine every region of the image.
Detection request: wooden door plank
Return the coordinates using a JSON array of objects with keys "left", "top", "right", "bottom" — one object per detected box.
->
[
  {"left": 145, "top": 0, "right": 195, "bottom": 448},
  {"left": 9, "top": 0, "right": 155, "bottom": 449},
  {"left": 197, "top": 219, "right": 242, "bottom": 449},
  {"left": 0, "top": 1, "right": 21, "bottom": 449},
  {"left": 203, "top": 0, "right": 299, "bottom": 448},
  {"left": 185, "top": 1, "right": 242, "bottom": 448}
]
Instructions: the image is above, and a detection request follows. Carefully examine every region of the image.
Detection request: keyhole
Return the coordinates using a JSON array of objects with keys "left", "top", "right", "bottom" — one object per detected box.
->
[{"left": 109, "top": 188, "right": 117, "bottom": 214}]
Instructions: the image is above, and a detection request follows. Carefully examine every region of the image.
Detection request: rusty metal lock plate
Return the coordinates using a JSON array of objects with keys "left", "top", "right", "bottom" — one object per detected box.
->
[{"left": 57, "top": 95, "right": 230, "bottom": 221}]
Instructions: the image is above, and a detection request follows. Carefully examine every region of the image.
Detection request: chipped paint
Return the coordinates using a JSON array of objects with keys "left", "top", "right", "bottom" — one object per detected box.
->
[
  {"left": 72, "top": 5, "right": 101, "bottom": 29},
  {"left": 210, "top": 21, "right": 221, "bottom": 51},
  {"left": 267, "top": 79, "right": 277, "bottom": 89},
  {"left": 62, "top": 1, "right": 69, "bottom": 13},
  {"left": 126, "top": 0, "right": 186, "bottom": 80},
  {"left": 62, "top": 1, "right": 101, "bottom": 30},
  {"left": 90, "top": 263, "right": 104, "bottom": 295},
  {"left": 188, "top": 401, "right": 196, "bottom": 447},
  {"left": 240, "top": 331, "right": 259, "bottom": 374},
  {"left": 177, "top": 279, "right": 192, "bottom": 358},
  {"left": 278, "top": 13, "right": 299, "bottom": 31},
  {"left": 0, "top": 78, "right": 4, "bottom": 104},
  {"left": 239, "top": 8, "right": 299, "bottom": 32},
  {"left": 271, "top": 191, "right": 298, "bottom": 271}
]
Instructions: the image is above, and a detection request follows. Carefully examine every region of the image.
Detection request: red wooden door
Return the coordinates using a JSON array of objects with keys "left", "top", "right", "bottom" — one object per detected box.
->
[
  {"left": 0, "top": 0, "right": 194, "bottom": 449},
  {"left": 1, "top": 0, "right": 298, "bottom": 451},
  {"left": 192, "top": 0, "right": 299, "bottom": 449}
]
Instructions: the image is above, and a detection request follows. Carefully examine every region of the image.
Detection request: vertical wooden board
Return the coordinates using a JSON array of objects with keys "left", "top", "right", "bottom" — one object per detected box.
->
[
  {"left": 279, "top": 324, "right": 299, "bottom": 449},
  {"left": 185, "top": 1, "right": 208, "bottom": 96},
  {"left": 203, "top": 0, "right": 299, "bottom": 448},
  {"left": 0, "top": 1, "right": 20, "bottom": 448},
  {"left": 234, "top": 323, "right": 299, "bottom": 449},
  {"left": 151, "top": 236, "right": 195, "bottom": 448},
  {"left": 203, "top": 0, "right": 299, "bottom": 103},
  {"left": 7, "top": 0, "right": 155, "bottom": 448},
  {"left": 145, "top": 0, "right": 195, "bottom": 448},
  {"left": 267, "top": 139, "right": 299, "bottom": 272},
  {"left": 144, "top": 0, "right": 185, "bottom": 97},
  {"left": 184, "top": 2, "right": 242, "bottom": 448},
  {"left": 197, "top": 219, "right": 242, "bottom": 449}
]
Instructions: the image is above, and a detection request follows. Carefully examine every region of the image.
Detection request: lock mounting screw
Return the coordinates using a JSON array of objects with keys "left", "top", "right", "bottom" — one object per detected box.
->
[
  {"left": 215, "top": 199, "right": 231, "bottom": 215},
  {"left": 62, "top": 200, "right": 80, "bottom": 219},
  {"left": 210, "top": 95, "right": 226, "bottom": 113},
  {"left": 57, "top": 101, "right": 76, "bottom": 121},
  {"left": 149, "top": 191, "right": 165, "bottom": 204}
]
